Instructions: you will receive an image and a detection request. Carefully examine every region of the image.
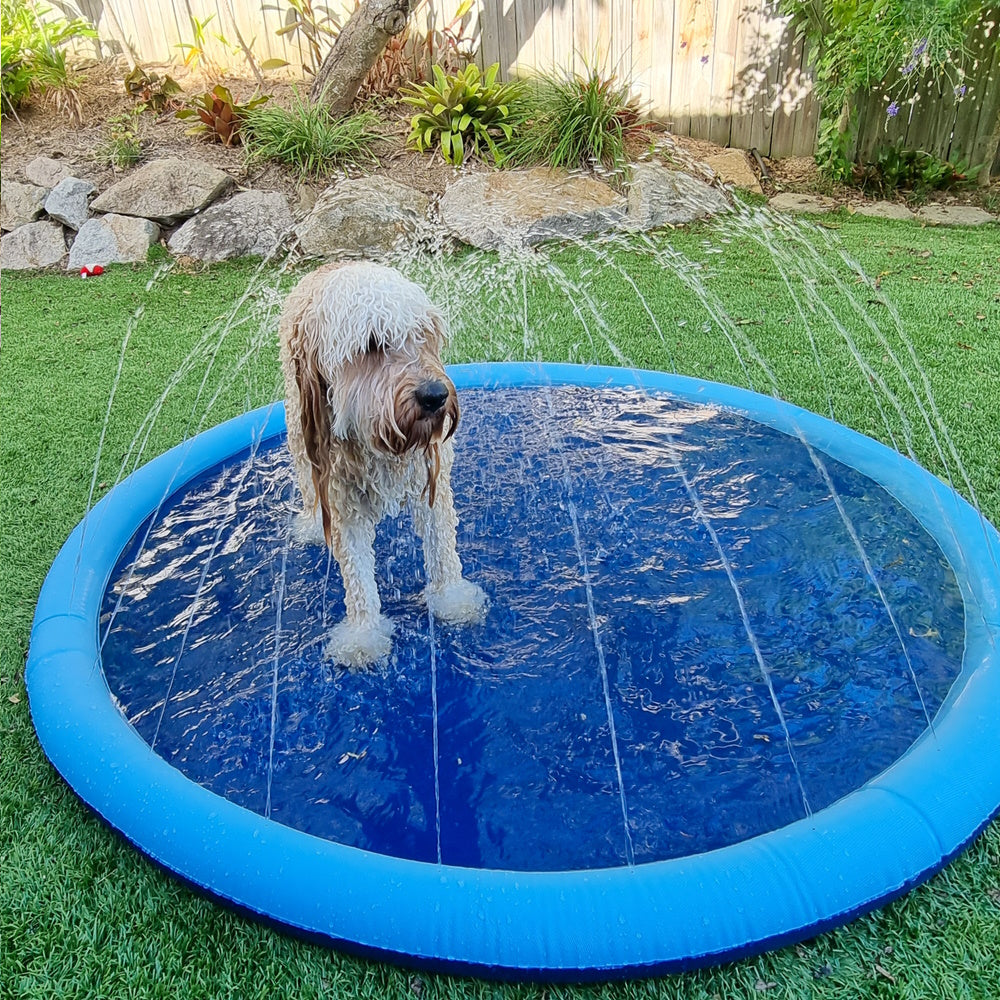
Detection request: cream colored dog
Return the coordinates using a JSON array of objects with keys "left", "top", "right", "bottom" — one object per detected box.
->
[{"left": 279, "top": 262, "right": 486, "bottom": 667}]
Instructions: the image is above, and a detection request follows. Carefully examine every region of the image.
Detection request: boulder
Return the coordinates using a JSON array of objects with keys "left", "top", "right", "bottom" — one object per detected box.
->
[
  {"left": 24, "top": 155, "right": 74, "bottom": 188},
  {"left": 915, "top": 204, "right": 996, "bottom": 226},
  {"left": 703, "top": 149, "right": 763, "bottom": 194},
  {"left": 626, "top": 163, "right": 732, "bottom": 228},
  {"left": 68, "top": 214, "right": 160, "bottom": 270},
  {"left": 44, "top": 176, "right": 96, "bottom": 231},
  {"left": 440, "top": 168, "right": 626, "bottom": 250},
  {"left": 1, "top": 221, "right": 67, "bottom": 270},
  {"left": 295, "top": 176, "right": 429, "bottom": 257},
  {"left": 90, "top": 158, "right": 233, "bottom": 225},
  {"left": 168, "top": 190, "right": 294, "bottom": 262},
  {"left": 1, "top": 181, "right": 48, "bottom": 232},
  {"left": 768, "top": 192, "right": 838, "bottom": 214}
]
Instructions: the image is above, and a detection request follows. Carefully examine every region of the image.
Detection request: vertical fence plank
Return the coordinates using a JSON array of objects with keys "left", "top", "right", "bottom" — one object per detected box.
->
[
  {"left": 497, "top": 0, "right": 520, "bottom": 75},
  {"left": 729, "top": 0, "right": 761, "bottom": 151},
  {"left": 646, "top": 0, "right": 674, "bottom": 123},
  {"left": 628, "top": 0, "right": 654, "bottom": 114},
  {"left": 478, "top": 0, "right": 502, "bottom": 73},
  {"left": 769, "top": 21, "right": 814, "bottom": 157},
  {"left": 548, "top": 0, "right": 574, "bottom": 78},
  {"left": 951, "top": 8, "right": 1000, "bottom": 179},
  {"left": 707, "top": 0, "right": 737, "bottom": 147}
]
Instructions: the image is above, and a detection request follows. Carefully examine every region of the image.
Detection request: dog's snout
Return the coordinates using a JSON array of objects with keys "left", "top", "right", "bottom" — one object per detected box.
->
[{"left": 415, "top": 380, "right": 450, "bottom": 414}]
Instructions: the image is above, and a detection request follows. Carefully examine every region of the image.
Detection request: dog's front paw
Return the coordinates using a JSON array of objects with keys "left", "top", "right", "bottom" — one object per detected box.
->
[
  {"left": 425, "top": 579, "right": 488, "bottom": 625},
  {"left": 324, "top": 616, "right": 394, "bottom": 668}
]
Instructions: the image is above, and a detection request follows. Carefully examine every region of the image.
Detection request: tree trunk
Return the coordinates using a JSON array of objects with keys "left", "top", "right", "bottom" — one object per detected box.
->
[{"left": 310, "top": 0, "right": 414, "bottom": 113}]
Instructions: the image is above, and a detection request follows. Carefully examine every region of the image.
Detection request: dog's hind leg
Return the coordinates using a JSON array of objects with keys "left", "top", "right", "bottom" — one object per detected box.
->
[
  {"left": 412, "top": 473, "right": 487, "bottom": 626},
  {"left": 324, "top": 514, "right": 394, "bottom": 667}
]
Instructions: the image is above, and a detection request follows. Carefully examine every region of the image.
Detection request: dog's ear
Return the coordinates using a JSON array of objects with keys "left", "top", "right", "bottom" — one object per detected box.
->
[{"left": 293, "top": 337, "right": 335, "bottom": 547}]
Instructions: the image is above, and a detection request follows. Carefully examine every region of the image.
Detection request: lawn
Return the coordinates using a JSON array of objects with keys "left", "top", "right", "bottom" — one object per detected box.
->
[{"left": 2, "top": 212, "right": 999, "bottom": 1000}]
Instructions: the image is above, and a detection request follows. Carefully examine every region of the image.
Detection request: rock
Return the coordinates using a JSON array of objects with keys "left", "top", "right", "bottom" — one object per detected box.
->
[
  {"left": 626, "top": 163, "right": 732, "bottom": 228},
  {"left": 90, "top": 158, "right": 233, "bottom": 225},
  {"left": 440, "top": 168, "right": 626, "bottom": 250},
  {"left": 24, "top": 155, "right": 74, "bottom": 188},
  {"left": 915, "top": 204, "right": 996, "bottom": 226},
  {"left": 1, "top": 181, "right": 48, "bottom": 232},
  {"left": 1, "top": 221, "right": 67, "bottom": 270},
  {"left": 851, "top": 201, "right": 917, "bottom": 221},
  {"left": 68, "top": 214, "right": 160, "bottom": 270},
  {"left": 703, "top": 149, "right": 763, "bottom": 194},
  {"left": 168, "top": 190, "right": 295, "bottom": 262},
  {"left": 44, "top": 176, "right": 97, "bottom": 231},
  {"left": 295, "top": 176, "right": 429, "bottom": 257},
  {"left": 768, "top": 192, "right": 838, "bottom": 214}
]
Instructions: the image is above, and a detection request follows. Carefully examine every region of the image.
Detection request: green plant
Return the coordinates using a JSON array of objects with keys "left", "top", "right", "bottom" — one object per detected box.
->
[
  {"left": 93, "top": 109, "right": 143, "bottom": 168},
  {"left": 176, "top": 85, "right": 269, "bottom": 146},
  {"left": 175, "top": 13, "right": 239, "bottom": 74},
  {"left": 855, "top": 144, "right": 978, "bottom": 195},
  {"left": 400, "top": 62, "right": 522, "bottom": 166},
  {"left": 500, "top": 65, "right": 642, "bottom": 173},
  {"left": 779, "top": 0, "right": 982, "bottom": 178},
  {"left": 1, "top": 0, "right": 95, "bottom": 117},
  {"left": 242, "top": 90, "right": 380, "bottom": 175},
  {"left": 123, "top": 64, "right": 182, "bottom": 113},
  {"left": 263, "top": 0, "right": 342, "bottom": 76}
]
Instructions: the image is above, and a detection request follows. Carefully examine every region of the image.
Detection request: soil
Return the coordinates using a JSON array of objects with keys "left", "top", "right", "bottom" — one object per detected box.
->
[{"left": 2, "top": 60, "right": 997, "bottom": 219}]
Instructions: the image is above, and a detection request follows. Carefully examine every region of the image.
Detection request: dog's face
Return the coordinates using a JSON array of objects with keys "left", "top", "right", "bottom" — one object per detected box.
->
[{"left": 286, "top": 264, "right": 459, "bottom": 534}]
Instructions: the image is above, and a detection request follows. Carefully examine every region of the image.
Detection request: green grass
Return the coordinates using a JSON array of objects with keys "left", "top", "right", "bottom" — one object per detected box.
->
[{"left": 2, "top": 216, "right": 999, "bottom": 999}]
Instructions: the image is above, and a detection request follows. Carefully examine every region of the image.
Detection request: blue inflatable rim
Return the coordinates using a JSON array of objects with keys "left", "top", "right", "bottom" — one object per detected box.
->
[{"left": 26, "top": 362, "right": 1000, "bottom": 981}]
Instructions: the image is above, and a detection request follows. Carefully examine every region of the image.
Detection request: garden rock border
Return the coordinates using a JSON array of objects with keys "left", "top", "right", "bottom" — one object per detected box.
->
[{"left": 3, "top": 150, "right": 996, "bottom": 274}]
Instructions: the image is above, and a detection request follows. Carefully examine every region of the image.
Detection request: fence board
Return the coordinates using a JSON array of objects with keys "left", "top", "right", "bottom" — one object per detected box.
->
[{"left": 66, "top": 0, "right": 995, "bottom": 161}]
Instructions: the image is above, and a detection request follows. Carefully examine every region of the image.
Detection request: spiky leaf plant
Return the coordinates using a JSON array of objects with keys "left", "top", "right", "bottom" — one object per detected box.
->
[
  {"left": 502, "top": 67, "right": 642, "bottom": 174},
  {"left": 399, "top": 62, "right": 523, "bottom": 165},
  {"left": 242, "top": 90, "right": 381, "bottom": 176},
  {"left": 176, "top": 85, "right": 269, "bottom": 146}
]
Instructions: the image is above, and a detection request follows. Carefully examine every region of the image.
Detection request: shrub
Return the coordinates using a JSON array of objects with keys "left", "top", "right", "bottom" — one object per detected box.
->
[
  {"left": 779, "top": 0, "right": 983, "bottom": 181},
  {"left": 499, "top": 66, "right": 641, "bottom": 174},
  {"left": 399, "top": 62, "right": 522, "bottom": 165},
  {"left": 855, "top": 145, "right": 977, "bottom": 196},
  {"left": 123, "top": 65, "right": 182, "bottom": 113},
  {"left": 1, "top": 0, "right": 95, "bottom": 117},
  {"left": 242, "top": 91, "right": 381, "bottom": 175},
  {"left": 176, "top": 85, "right": 269, "bottom": 146}
]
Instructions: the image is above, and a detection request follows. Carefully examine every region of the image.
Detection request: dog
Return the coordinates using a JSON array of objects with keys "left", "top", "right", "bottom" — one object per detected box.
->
[{"left": 279, "top": 262, "right": 487, "bottom": 667}]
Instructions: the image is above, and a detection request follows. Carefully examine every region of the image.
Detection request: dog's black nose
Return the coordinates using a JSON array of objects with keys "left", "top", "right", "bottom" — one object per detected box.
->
[{"left": 415, "top": 380, "right": 450, "bottom": 413}]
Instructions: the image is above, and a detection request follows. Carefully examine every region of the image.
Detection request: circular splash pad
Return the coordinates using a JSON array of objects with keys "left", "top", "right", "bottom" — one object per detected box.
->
[{"left": 27, "top": 363, "right": 1000, "bottom": 980}]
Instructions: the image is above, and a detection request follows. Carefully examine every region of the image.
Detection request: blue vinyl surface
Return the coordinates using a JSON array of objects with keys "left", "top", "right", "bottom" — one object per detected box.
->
[{"left": 26, "top": 364, "right": 1000, "bottom": 979}]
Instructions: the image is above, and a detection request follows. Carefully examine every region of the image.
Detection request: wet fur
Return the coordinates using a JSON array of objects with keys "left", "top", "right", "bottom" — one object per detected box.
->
[{"left": 279, "top": 262, "right": 486, "bottom": 667}]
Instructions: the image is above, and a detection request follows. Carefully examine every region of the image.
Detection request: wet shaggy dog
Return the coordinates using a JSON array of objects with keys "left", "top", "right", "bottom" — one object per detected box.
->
[{"left": 279, "top": 262, "right": 486, "bottom": 667}]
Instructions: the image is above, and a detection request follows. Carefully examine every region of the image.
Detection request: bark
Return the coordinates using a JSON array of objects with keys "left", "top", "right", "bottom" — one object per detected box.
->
[{"left": 309, "top": 0, "right": 414, "bottom": 112}]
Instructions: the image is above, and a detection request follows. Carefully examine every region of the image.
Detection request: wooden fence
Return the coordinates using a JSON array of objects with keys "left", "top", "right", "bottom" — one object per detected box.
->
[
  {"left": 61, "top": 0, "right": 822, "bottom": 158},
  {"left": 56, "top": 0, "right": 1000, "bottom": 169},
  {"left": 850, "top": 8, "right": 1000, "bottom": 179}
]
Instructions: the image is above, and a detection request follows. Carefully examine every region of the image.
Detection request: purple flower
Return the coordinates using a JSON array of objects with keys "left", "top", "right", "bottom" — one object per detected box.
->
[
  {"left": 700, "top": 54, "right": 709, "bottom": 64},
  {"left": 901, "top": 61, "right": 916, "bottom": 76},
  {"left": 913, "top": 37, "right": 928, "bottom": 56},
  {"left": 955, "top": 84, "right": 967, "bottom": 97},
  {"left": 887, "top": 101, "right": 900, "bottom": 118}
]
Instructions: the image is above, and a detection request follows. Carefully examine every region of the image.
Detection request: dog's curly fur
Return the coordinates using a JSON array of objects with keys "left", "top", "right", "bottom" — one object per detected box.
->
[{"left": 279, "top": 262, "right": 486, "bottom": 667}]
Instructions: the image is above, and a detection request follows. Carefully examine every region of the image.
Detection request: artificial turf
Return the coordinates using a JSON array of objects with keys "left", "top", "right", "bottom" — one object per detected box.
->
[{"left": 2, "top": 213, "right": 999, "bottom": 1000}]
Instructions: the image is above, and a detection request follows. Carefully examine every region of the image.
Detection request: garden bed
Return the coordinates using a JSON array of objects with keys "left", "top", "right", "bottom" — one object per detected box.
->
[{"left": 4, "top": 59, "right": 996, "bottom": 223}]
